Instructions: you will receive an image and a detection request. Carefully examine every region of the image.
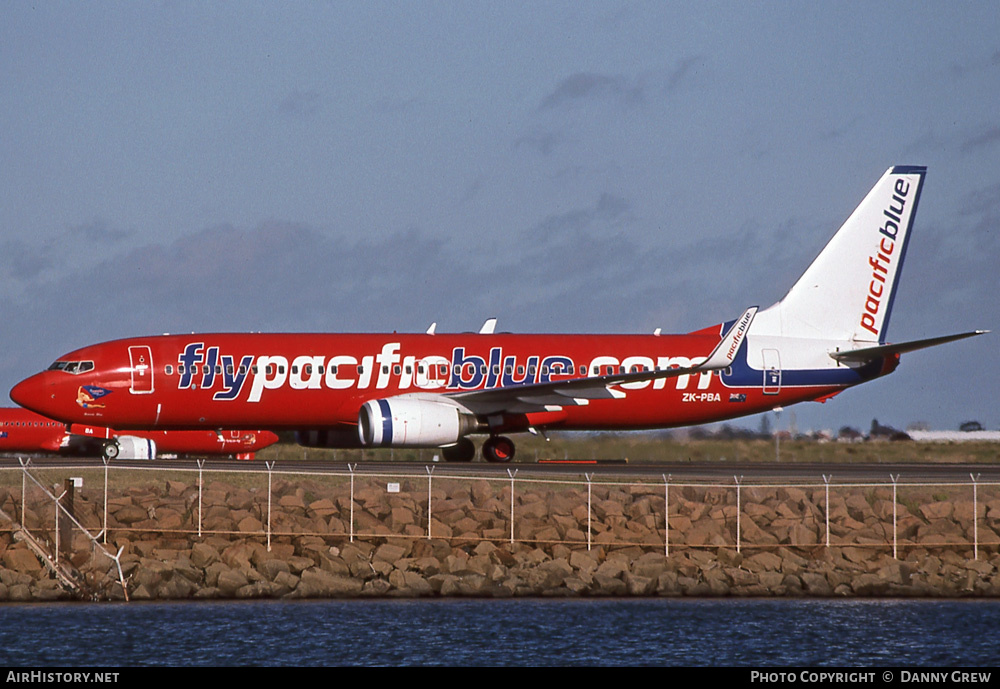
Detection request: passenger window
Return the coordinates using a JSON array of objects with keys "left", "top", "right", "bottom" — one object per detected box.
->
[{"left": 165, "top": 365, "right": 173, "bottom": 375}]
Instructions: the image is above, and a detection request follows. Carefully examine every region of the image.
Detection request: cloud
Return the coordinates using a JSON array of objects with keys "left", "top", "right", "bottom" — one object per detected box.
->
[
  {"left": 512, "top": 130, "right": 563, "bottom": 156},
  {"left": 68, "top": 218, "right": 133, "bottom": 243},
  {"left": 537, "top": 73, "right": 644, "bottom": 111},
  {"left": 664, "top": 55, "right": 705, "bottom": 93},
  {"left": 960, "top": 126, "right": 1000, "bottom": 154},
  {"left": 277, "top": 90, "right": 321, "bottom": 118}
]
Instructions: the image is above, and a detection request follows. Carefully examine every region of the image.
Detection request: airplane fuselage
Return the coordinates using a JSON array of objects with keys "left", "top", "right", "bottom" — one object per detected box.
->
[{"left": 9, "top": 329, "right": 887, "bottom": 438}]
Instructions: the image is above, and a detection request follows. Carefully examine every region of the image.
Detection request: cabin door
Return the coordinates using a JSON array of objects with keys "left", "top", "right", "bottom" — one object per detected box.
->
[{"left": 129, "top": 345, "right": 154, "bottom": 394}]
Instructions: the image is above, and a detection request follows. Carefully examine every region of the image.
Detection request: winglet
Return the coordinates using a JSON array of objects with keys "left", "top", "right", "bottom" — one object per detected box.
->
[
  {"left": 698, "top": 306, "right": 758, "bottom": 370},
  {"left": 426, "top": 322, "right": 437, "bottom": 335},
  {"left": 479, "top": 318, "right": 497, "bottom": 334}
]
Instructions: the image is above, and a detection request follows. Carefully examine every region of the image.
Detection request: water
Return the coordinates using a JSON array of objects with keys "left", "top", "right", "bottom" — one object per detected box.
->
[{"left": 0, "top": 599, "right": 997, "bottom": 666}]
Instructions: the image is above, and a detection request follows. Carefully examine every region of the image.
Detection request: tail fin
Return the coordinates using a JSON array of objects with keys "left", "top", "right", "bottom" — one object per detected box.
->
[{"left": 753, "top": 166, "right": 926, "bottom": 343}]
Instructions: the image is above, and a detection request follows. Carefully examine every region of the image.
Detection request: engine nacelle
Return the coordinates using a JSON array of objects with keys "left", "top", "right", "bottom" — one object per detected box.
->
[
  {"left": 110, "top": 436, "right": 156, "bottom": 460},
  {"left": 359, "top": 398, "right": 475, "bottom": 447}
]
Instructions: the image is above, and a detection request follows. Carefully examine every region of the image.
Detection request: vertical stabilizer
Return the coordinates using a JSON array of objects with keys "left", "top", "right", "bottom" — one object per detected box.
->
[{"left": 753, "top": 166, "right": 926, "bottom": 343}]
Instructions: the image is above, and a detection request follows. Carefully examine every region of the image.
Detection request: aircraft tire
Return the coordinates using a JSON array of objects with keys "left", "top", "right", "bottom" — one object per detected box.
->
[
  {"left": 442, "top": 437, "right": 475, "bottom": 462},
  {"left": 103, "top": 441, "right": 120, "bottom": 461},
  {"left": 482, "top": 436, "right": 515, "bottom": 463}
]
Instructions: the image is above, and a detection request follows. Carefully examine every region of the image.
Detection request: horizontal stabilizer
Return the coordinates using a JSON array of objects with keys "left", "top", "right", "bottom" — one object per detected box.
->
[{"left": 830, "top": 330, "right": 987, "bottom": 362}]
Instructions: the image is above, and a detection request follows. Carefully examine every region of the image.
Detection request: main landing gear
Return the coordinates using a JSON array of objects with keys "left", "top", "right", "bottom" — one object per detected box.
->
[
  {"left": 440, "top": 436, "right": 516, "bottom": 463},
  {"left": 481, "top": 435, "right": 515, "bottom": 463}
]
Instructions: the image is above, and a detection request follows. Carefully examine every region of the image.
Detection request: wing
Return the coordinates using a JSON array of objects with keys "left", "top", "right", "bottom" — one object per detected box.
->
[{"left": 447, "top": 307, "right": 757, "bottom": 416}]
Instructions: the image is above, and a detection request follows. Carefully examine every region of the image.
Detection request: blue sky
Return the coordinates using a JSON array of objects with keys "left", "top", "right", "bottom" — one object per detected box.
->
[{"left": 2, "top": 2, "right": 998, "bottom": 434}]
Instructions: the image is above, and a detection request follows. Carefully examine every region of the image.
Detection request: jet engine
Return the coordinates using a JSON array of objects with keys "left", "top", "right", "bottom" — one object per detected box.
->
[
  {"left": 358, "top": 397, "right": 478, "bottom": 447},
  {"left": 103, "top": 436, "right": 156, "bottom": 460}
]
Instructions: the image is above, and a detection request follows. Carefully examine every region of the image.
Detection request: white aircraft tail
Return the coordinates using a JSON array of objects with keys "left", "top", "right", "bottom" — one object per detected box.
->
[{"left": 753, "top": 166, "right": 926, "bottom": 344}]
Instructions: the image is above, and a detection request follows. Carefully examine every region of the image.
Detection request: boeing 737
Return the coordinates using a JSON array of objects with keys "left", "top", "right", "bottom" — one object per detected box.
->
[
  {"left": 0, "top": 407, "right": 278, "bottom": 459},
  {"left": 9, "top": 166, "right": 984, "bottom": 462}
]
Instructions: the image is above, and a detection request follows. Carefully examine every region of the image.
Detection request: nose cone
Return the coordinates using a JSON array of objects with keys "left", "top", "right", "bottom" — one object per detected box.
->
[{"left": 10, "top": 374, "right": 55, "bottom": 417}]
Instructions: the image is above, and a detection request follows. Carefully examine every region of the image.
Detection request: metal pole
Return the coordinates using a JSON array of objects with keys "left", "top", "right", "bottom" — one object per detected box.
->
[
  {"left": 19, "top": 458, "right": 28, "bottom": 530},
  {"left": 890, "top": 474, "right": 899, "bottom": 559},
  {"left": 971, "top": 473, "right": 981, "bottom": 561},
  {"left": 426, "top": 466, "right": 435, "bottom": 540},
  {"left": 507, "top": 468, "right": 518, "bottom": 545},
  {"left": 54, "top": 489, "right": 67, "bottom": 564},
  {"left": 586, "top": 473, "right": 594, "bottom": 552},
  {"left": 103, "top": 457, "right": 110, "bottom": 544},
  {"left": 266, "top": 461, "right": 275, "bottom": 552},
  {"left": 734, "top": 475, "right": 742, "bottom": 554},
  {"left": 197, "top": 459, "right": 205, "bottom": 537},
  {"left": 822, "top": 474, "right": 831, "bottom": 548},
  {"left": 663, "top": 474, "right": 671, "bottom": 557},
  {"left": 349, "top": 463, "right": 356, "bottom": 543}
]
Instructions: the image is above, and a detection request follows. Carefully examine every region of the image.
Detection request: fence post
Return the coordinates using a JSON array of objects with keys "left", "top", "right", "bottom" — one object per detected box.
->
[
  {"left": 585, "top": 473, "right": 594, "bottom": 552},
  {"left": 663, "top": 473, "right": 671, "bottom": 557},
  {"left": 349, "top": 463, "right": 357, "bottom": 543},
  {"left": 54, "top": 488, "right": 67, "bottom": 564},
  {"left": 266, "top": 461, "right": 275, "bottom": 552},
  {"left": 60, "top": 479, "right": 75, "bottom": 561},
  {"left": 734, "top": 475, "right": 742, "bottom": 554},
  {"left": 507, "top": 468, "right": 519, "bottom": 545},
  {"left": 822, "top": 474, "right": 832, "bottom": 548},
  {"left": 102, "top": 457, "right": 110, "bottom": 544},
  {"left": 890, "top": 474, "right": 899, "bottom": 559},
  {"left": 425, "top": 465, "right": 435, "bottom": 540},
  {"left": 18, "top": 458, "right": 28, "bottom": 530},
  {"left": 971, "top": 473, "right": 981, "bottom": 560},
  {"left": 197, "top": 459, "right": 205, "bottom": 538}
]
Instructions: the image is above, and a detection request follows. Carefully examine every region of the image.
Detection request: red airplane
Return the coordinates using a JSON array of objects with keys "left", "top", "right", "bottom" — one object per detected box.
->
[
  {"left": 10, "top": 167, "right": 983, "bottom": 462},
  {"left": 0, "top": 407, "right": 278, "bottom": 460}
]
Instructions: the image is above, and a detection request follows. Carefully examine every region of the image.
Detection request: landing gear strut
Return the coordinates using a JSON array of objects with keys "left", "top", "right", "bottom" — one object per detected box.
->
[{"left": 482, "top": 435, "right": 515, "bottom": 463}]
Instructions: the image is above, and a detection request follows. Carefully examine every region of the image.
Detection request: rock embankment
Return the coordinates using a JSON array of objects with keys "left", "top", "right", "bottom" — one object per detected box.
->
[{"left": 0, "top": 475, "right": 998, "bottom": 600}]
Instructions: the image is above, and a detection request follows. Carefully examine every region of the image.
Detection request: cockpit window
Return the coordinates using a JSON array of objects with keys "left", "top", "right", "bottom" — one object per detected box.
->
[{"left": 47, "top": 360, "right": 94, "bottom": 375}]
